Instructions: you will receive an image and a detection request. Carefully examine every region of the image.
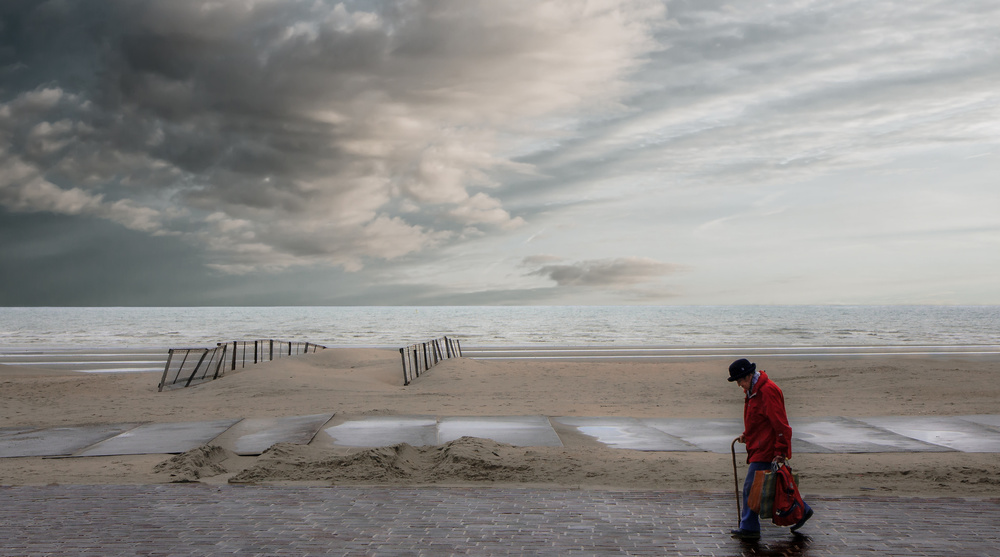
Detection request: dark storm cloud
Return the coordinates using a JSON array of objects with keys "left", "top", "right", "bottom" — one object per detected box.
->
[{"left": 0, "top": 0, "right": 666, "bottom": 280}]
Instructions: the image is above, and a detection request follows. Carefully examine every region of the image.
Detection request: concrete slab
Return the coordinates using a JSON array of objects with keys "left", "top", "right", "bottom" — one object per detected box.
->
[
  {"left": 75, "top": 419, "right": 240, "bottom": 456},
  {"left": 859, "top": 416, "right": 1000, "bottom": 453},
  {"left": 553, "top": 417, "right": 700, "bottom": 451},
  {"left": 791, "top": 417, "right": 953, "bottom": 453},
  {"left": 438, "top": 416, "right": 563, "bottom": 447},
  {"left": 960, "top": 415, "right": 1000, "bottom": 431},
  {"left": 640, "top": 417, "right": 746, "bottom": 454},
  {"left": 323, "top": 416, "right": 438, "bottom": 448},
  {"left": 644, "top": 417, "right": 833, "bottom": 454},
  {"left": 0, "top": 424, "right": 142, "bottom": 458},
  {"left": 0, "top": 427, "right": 42, "bottom": 437},
  {"left": 224, "top": 414, "right": 334, "bottom": 456}
]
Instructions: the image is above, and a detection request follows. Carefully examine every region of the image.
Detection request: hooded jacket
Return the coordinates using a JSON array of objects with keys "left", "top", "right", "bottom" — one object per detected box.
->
[{"left": 743, "top": 370, "right": 792, "bottom": 463}]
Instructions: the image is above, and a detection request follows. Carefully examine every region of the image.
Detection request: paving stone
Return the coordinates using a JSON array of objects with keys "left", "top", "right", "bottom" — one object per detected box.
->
[{"left": 1, "top": 486, "right": 997, "bottom": 556}]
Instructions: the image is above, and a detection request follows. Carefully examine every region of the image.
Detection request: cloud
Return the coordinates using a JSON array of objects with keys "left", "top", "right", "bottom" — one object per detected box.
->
[
  {"left": 521, "top": 254, "right": 563, "bottom": 266},
  {"left": 0, "top": 0, "right": 666, "bottom": 274},
  {"left": 528, "top": 256, "right": 681, "bottom": 287},
  {"left": 5, "top": 1, "right": 998, "bottom": 306},
  {"left": 538, "top": 0, "right": 1000, "bottom": 192}
]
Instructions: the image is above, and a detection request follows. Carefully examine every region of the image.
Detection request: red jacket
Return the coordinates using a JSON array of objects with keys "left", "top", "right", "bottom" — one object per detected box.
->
[{"left": 743, "top": 371, "right": 792, "bottom": 463}]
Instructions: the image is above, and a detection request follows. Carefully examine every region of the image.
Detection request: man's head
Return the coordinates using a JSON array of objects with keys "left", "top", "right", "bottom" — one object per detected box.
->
[{"left": 727, "top": 358, "right": 756, "bottom": 387}]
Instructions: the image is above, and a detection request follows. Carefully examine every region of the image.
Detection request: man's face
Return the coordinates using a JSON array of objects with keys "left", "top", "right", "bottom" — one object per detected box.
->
[{"left": 735, "top": 375, "right": 753, "bottom": 391}]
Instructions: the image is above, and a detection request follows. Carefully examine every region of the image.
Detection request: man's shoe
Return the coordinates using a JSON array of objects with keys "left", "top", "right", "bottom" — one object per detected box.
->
[
  {"left": 790, "top": 508, "right": 814, "bottom": 532},
  {"left": 730, "top": 528, "right": 761, "bottom": 540}
]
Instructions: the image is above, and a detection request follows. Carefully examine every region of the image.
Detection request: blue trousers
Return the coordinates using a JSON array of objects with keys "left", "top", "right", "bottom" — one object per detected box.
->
[{"left": 741, "top": 461, "right": 812, "bottom": 532}]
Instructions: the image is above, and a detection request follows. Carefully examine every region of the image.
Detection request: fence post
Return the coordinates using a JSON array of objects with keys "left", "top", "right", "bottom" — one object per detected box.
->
[
  {"left": 269, "top": 339, "right": 274, "bottom": 361},
  {"left": 184, "top": 349, "right": 211, "bottom": 387},
  {"left": 254, "top": 340, "right": 258, "bottom": 364},
  {"left": 173, "top": 349, "right": 192, "bottom": 388},
  {"left": 158, "top": 349, "right": 175, "bottom": 392},
  {"left": 231, "top": 341, "right": 237, "bottom": 371},
  {"left": 213, "top": 344, "right": 228, "bottom": 380},
  {"left": 400, "top": 347, "right": 409, "bottom": 385},
  {"left": 420, "top": 344, "right": 425, "bottom": 373}
]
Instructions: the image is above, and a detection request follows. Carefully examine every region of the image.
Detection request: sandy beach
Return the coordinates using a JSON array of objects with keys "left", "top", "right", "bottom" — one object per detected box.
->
[{"left": 1, "top": 348, "right": 998, "bottom": 497}]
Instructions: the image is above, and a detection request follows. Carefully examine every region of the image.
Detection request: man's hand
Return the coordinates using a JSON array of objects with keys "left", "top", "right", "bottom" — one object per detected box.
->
[
  {"left": 772, "top": 455, "right": 786, "bottom": 467},
  {"left": 736, "top": 434, "right": 745, "bottom": 444}
]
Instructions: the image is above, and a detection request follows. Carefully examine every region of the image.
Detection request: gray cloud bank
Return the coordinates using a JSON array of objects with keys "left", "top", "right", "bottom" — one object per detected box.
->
[
  {"left": 1, "top": 0, "right": 664, "bottom": 276},
  {"left": 529, "top": 257, "right": 680, "bottom": 287}
]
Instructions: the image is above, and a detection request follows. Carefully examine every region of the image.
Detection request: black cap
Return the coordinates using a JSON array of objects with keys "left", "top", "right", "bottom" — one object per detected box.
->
[{"left": 727, "top": 358, "right": 756, "bottom": 382}]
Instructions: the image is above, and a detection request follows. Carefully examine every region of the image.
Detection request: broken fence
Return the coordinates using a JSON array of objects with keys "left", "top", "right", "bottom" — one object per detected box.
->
[
  {"left": 158, "top": 340, "right": 325, "bottom": 391},
  {"left": 400, "top": 336, "right": 462, "bottom": 386}
]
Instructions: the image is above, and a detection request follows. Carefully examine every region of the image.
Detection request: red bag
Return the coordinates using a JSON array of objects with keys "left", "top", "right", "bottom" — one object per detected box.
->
[{"left": 771, "top": 464, "right": 806, "bottom": 526}]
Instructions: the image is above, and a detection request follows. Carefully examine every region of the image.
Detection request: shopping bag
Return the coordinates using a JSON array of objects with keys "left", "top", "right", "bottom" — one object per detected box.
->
[
  {"left": 748, "top": 465, "right": 800, "bottom": 519},
  {"left": 747, "top": 469, "right": 771, "bottom": 515}
]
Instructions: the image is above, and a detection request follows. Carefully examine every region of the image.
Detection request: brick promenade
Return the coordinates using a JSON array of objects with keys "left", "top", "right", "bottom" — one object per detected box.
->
[{"left": 1, "top": 486, "right": 998, "bottom": 556}]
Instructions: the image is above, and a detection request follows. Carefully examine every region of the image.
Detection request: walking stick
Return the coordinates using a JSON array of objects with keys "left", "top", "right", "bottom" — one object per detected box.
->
[{"left": 731, "top": 437, "right": 742, "bottom": 527}]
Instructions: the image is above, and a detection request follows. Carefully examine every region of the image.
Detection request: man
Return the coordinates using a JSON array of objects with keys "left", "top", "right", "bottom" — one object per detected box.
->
[{"left": 728, "top": 358, "right": 813, "bottom": 540}]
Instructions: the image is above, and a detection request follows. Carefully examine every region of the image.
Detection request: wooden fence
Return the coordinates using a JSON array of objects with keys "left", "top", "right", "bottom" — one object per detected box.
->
[
  {"left": 158, "top": 340, "right": 325, "bottom": 391},
  {"left": 400, "top": 336, "right": 462, "bottom": 386},
  {"left": 223, "top": 340, "right": 324, "bottom": 371}
]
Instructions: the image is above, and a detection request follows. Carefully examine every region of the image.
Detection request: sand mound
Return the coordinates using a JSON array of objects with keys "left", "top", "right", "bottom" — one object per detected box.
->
[
  {"left": 154, "top": 445, "right": 239, "bottom": 482},
  {"left": 229, "top": 437, "right": 552, "bottom": 485},
  {"left": 227, "top": 437, "right": 691, "bottom": 487}
]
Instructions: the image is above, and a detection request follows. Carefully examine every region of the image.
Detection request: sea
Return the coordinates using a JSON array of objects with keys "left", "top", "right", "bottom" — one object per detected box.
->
[
  {"left": 2, "top": 305, "right": 999, "bottom": 348},
  {"left": 1, "top": 305, "right": 998, "bottom": 372}
]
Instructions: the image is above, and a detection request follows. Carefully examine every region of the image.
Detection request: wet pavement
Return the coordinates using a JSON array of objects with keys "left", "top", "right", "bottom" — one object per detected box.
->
[{"left": 1, "top": 485, "right": 997, "bottom": 556}]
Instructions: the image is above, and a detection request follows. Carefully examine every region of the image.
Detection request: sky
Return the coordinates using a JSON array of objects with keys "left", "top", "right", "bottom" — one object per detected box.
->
[{"left": 1, "top": 0, "right": 998, "bottom": 306}]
